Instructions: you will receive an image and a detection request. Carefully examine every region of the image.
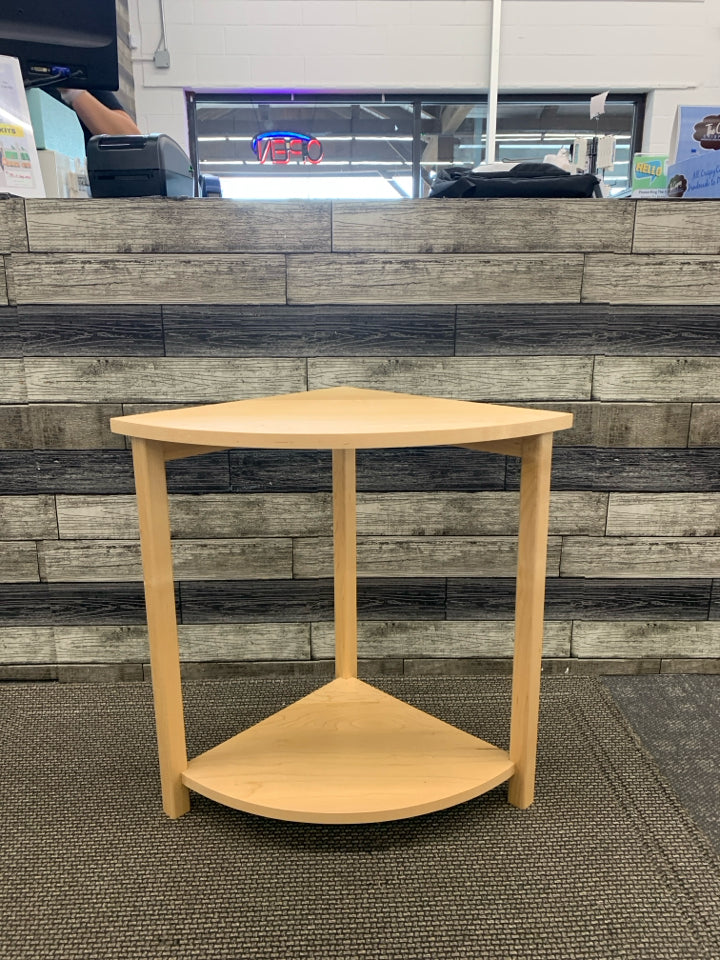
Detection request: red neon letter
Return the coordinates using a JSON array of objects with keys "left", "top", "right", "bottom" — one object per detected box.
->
[
  {"left": 287, "top": 138, "right": 304, "bottom": 162},
  {"left": 257, "top": 139, "right": 272, "bottom": 164},
  {"left": 305, "top": 138, "right": 324, "bottom": 164},
  {"left": 271, "top": 138, "right": 288, "bottom": 163}
]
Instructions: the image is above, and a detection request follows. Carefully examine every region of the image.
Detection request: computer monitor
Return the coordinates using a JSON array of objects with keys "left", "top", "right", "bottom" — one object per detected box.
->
[{"left": 0, "top": 1, "right": 118, "bottom": 90}]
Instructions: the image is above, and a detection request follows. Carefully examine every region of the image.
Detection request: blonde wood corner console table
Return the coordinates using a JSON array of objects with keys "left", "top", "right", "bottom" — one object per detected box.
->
[{"left": 110, "top": 387, "right": 572, "bottom": 824}]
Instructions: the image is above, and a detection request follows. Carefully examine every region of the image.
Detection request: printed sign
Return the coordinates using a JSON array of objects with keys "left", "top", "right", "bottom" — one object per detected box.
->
[{"left": 0, "top": 55, "right": 45, "bottom": 197}]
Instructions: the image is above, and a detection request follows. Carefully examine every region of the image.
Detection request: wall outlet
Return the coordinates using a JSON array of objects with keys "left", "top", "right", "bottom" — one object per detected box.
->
[{"left": 153, "top": 49, "right": 171, "bottom": 69}]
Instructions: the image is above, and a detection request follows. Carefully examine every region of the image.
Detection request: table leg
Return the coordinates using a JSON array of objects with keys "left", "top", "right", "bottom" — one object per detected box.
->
[
  {"left": 508, "top": 432, "right": 553, "bottom": 809},
  {"left": 332, "top": 448, "right": 358, "bottom": 679},
  {"left": 132, "top": 437, "right": 190, "bottom": 818}
]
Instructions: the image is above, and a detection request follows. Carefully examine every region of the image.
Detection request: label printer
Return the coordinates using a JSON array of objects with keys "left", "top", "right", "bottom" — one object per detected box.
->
[{"left": 87, "top": 133, "right": 194, "bottom": 197}]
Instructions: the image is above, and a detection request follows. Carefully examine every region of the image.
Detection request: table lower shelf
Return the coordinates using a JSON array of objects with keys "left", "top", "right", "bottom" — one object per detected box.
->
[{"left": 181, "top": 677, "right": 515, "bottom": 824}]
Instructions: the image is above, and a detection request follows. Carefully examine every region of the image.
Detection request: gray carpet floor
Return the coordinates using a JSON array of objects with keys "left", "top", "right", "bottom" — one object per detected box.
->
[
  {"left": 603, "top": 674, "right": 720, "bottom": 851},
  {"left": 1, "top": 676, "right": 719, "bottom": 960}
]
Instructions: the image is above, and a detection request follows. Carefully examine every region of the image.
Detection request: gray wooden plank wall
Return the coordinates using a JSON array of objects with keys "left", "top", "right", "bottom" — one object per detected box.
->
[{"left": 1, "top": 196, "right": 719, "bottom": 678}]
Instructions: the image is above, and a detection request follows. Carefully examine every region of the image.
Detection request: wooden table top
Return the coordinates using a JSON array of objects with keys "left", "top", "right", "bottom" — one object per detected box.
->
[{"left": 110, "top": 386, "right": 573, "bottom": 449}]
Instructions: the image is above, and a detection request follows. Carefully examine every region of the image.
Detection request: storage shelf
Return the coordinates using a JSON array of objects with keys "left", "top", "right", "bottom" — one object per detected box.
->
[{"left": 182, "top": 677, "right": 515, "bottom": 824}]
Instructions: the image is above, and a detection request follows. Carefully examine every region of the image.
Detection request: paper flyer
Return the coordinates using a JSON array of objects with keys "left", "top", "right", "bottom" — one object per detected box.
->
[{"left": 0, "top": 54, "right": 45, "bottom": 197}]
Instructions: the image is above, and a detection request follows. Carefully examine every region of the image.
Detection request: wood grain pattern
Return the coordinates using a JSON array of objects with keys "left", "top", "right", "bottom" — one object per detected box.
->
[
  {"left": 331, "top": 199, "right": 633, "bottom": 253},
  {"left": 0, "top": 627, "right": 54, "bottom": 664},
  {"left": 162, "top": 304, "right": 455, "bottom": 357},
  {"left": 24, "top": 199, "right": 331, "bottom": 253},
  {"left": 10, "top": 254, "right": 287, "bottom": 305},
  {"left": 0, "top": 307, "right": 21, "bottom": 357},
  {"left": 583, "top": 255, "right": 720, "bottom": 304},
  {"left": 606, "top": 493, "right": 720, "bottom": 537},
  {"left": 18, "top": 305, "right": 164, "bottom": 356},
  {"left": 521, "top": 402, "right": 690, "bottom": 448},
  {"left": 0, "top": 542, "right": 39, "bottom": 582},
  {"left": 455, "top": 303, "right": 720, "bottom": 356},
  {"left": 39, "top": 538, "right": 293, "bottom": 582},
  {"left": 29, "top": 404, "right": 125, "bottom": 449},
  {"left": 0, "top": 258, "right": 8, "bottom": 305},
  {"left": 593, "top": 357, "right": 720, "bottom": 401},
  {"left": 0, "top": 582, "right": 156, "bottom": 624},
  {"left": 0, "top": 361, "right": 26, "bottom": 403},
  {"left": 293, "top": 536, "right": 562, "bottom": 579},
  {"left": 0, "top": 452, "right": 40, "bottom": 494},
  {"left": 710, "top": 580, "right": 720, "bottom": 621},
  {"left": 310, "top": 620, "right": 570, "bottom": 659},
  {"left": 307, "top": 357, "right": 592, "bottom": 400},
  {"left": 24, "top": 358, "right": 306, "bottom": 402},
  {"left": 633, "top": 201, "right": 720, "bottom": 254},
  {"left": 0, "top": 495, "right": 57, "bottom": 539},
  {"left": 572, "top": 621, "right": 720, "bottom": 659},
  {"left": 689, "top": 404, "right": 720, "bottom": 447},
  {"left": 561, "top": 536, "right": 720, "bottom": 578},
  {"left": 0, "top": 406, "right": 32, "bottom": 449},
  {"left": 287, "top": 254, "right": 585, "bottom": 304},
  {"left": 0, "top": 198, "right": 28, "bottom": 253}
]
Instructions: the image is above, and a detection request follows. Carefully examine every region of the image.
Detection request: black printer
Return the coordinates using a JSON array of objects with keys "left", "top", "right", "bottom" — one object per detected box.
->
[{"left": 87, "top": 133, "right": 194, "bottom": 198}]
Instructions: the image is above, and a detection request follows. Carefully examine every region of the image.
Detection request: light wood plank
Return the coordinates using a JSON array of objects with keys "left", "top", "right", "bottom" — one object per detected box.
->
[
  {"left": 288, "top": 254, "right": 585, "bottom": 304},
  {"left": 0, "top": 198, "right": 28, "bottom": 253},
  {"left": 29, "top": 403, "right": 125, "bottom": 449},
  {"left": 0, "top": 361, "right": 26, "bottom": 402},
  {"left": 583, "top": 255, "right": 720, "bottom": 304},
  {"left": 0, "top": 627, "right": 54, "bottom": 664},
  {"left": 573, "top": 621, "right": 720, "bottom": 659},
  {"left": 633, "top": 201, "right": 720, "bottom": 254},
  {"left": 0, "top": 405, "right": 32, "bottom": 449},
  {"left": 593, "top": 357, "right": 720, "bottom": 401},
  {"left": 39, "top": 538, "right": 293, "bottom": 582},
  {"left": 11, "top": 254, "right": 287, "bottom": 305},
  {"left": 332, "top": 199, "right": 633, "bottom": 253},
  {"left": 332, "top": 449, "right": 357, "bottom": 679},
  {"left": 689, "top": 404, "right": 720, "bottom": 447},
  {"left": 307, "top": 357, "right": 592, "bottom": 401},
  {"left": 0, "top": 257, "right": 7, "bottom": 305},
  {"left": 0, "top": 496, "right": 58, "bottom": 539},
  {"left": 24, "top": 358, "right": 307, "bottom": 402},
  {"left": 561, "top": 536, "right": 720, "bottom": 578},
  {"left": 607, "top": 494, "right": 720, "bottom": 536},
  {"left": 311, "top": 620, "right": 570, "bottom": 659},
  {"left": 24, "top": 199, "right": 331, "bottom": 253},
  {"left": 0, "top": 542, "right": 39, "bottom": 582},
  {"left": 294, "top": 536, "right": 562, "bottom": 578}
]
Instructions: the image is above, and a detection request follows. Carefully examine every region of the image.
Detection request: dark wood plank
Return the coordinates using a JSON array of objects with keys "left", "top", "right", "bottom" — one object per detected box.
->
[
  {"left": 583, "top": 255, "right": 720, "bottom": 304},
  {"left": 593, "top": 357, "right": 720, "bottom": 401},
  {"left": 24, "top": 198, "right": 331, "bottom": 253},
  {"left": 11, "top": 254, "right": 287, "bottom": 305},
  {"left": 689, "top": 404, "right": 720, "bottom": 447},
  {"left": 287, "top": 254, "right": 584, "bottom": 304},
  {"left": 710, "top": 580, "right": 720, "bottom": 620},
  {"left": 162, "top": 304, "right": 456, "bottom": 356},
  {"left": 18, "top": 305, "right": 164, "bottom": 356},
  {"left": 0, "top": 406, "right": 32, "bottom": 449},
  {"left": 447, "top": 578, "right": 712, "bottom": 620},
  {"left": 633, "top": 201, "right": 720, "bottom": 254},
  {"left": 520, "top": 402, "right": 690, "bottom": 448},
  {"left": 506, "top": 448, "right": 720, "bottom": 491},
  {"left": 0, "top": 306, "right": 21, "bottom": 356},
  {"left": 179, "top": 578, "right": 447, "bottom": 622},
  {"left": 0, "top": 453, "right": 39, "bottom": 494},
  {"left": 230, "top": 447, "right": 507, "bottom": 492},
  {"left": 0, "top": 583, "right": 174, "bottom": 624},
  {"left": 331, "top": 199, "right": 633, "bottom": 253},
  {"left": 29, "top": 404, "right": 125, "bottom": 449},
  {"left": 456, "top": 303, "right": 720, "bottom": 355}
]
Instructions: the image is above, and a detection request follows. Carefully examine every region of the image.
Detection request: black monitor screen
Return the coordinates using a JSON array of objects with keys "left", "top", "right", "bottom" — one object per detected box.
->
[{"left": 0, "top": 1, "right": 118, "bottom": 90}]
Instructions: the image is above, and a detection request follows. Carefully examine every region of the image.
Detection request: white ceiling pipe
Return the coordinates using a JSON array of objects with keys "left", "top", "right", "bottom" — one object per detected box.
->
[{"left": 486, "top": 0, "right": 503, "bottom": 164}]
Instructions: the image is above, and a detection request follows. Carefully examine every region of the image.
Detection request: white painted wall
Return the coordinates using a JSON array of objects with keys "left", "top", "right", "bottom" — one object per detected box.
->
[{"left": 128, "top": 0, "right": 720, "bottom": 154}]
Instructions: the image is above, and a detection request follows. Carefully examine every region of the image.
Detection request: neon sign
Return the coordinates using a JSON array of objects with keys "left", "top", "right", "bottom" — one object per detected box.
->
[{"left": 251, "top": 130, "right": 324, "bottom": 165}]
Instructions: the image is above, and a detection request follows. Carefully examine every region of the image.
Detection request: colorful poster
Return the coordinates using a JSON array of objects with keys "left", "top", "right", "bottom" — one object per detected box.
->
[{"left": 0, "top": 55, "right": 45, "bottom": 197}]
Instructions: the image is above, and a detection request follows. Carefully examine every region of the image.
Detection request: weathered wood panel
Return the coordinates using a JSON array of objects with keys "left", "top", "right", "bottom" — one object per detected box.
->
[
  {"left": 633, "top": 201, "right": 720, "bottom": 254},
  {"left": 0, "top": 406, "right": 31, "bottom": 449},
  {"left": 179, "top": 578, "right": 447, "bottom": 623},
  {"left": 287, "top": 254, "right": 585, "bottom": 304},
  {"left": 294, "top": 536, "right": 562, "bottom": 578},
  {"left": 607, "top": 493, "right": 720, "bottom": 536},
  {"left": 29, "top": 404, "right": 124, "bottom": 449},
  {"left": 24, "top": 358, "right": 306, "bottom": 403},
  {"left": 455, "top": 304, "right": 720, "bottom": 356},
  {"left": 0, "top": 361, "right": 27, "bottom": 403},
  {"left": 331, "top": 199, "right": 633, "bottom": 253},
  {"left": 593, "top": 357, "right": 720, "bottom": 402},
  {"left": 710, "top": 580, "right": 720, "bottom": 621},
  {"left": 24, "top": 199, "right": 331, "bottom": 253},
  {"left": 307, "top": 356, "right": 592, "bottom": 400},
  {"left": 660, "top": 658, "right": 720, "bottom": 674},
  {"left": 311, "top": 620, "right": 571, "bottom": 659},
  {"left": 162, "top": 304, "right": 456, "bottom": 357},
  {"left": 0, "top": 198, "right": 28, "bottom": 253},
  {"left": 0, "top": 627, "right": 54, "bottom": 664},
  {"left": 39, "top": 539, "right": 292, "bottom": 582},
  {"left": 0, "top": 582, "right": 156, "bottom": 624},
  {"left": 0, "top": 496, "right": 58, "bottom": 539},
  {"left": 230, "top": 447, "right": 507, "bottom": 493},
  {"left": 561, "top": 536, "right": 720, "bottom": 578},
  {"left": 447, "top": 577, "right": 712, "bottom": 620},
  {"left": 0, "top": 542, "right": 39, "bottom": 582},
  {"left": 583, "top": 255, "right": 720, "bottom": 304},
  {"left": 572, "top": 621, "right": 720, "bottom": 658},
  {"left": 10, "top": 254, "right": 287, "bottom": 305},
  {"left": 689, "top": 404, "right": 720, "bottom": 447},
  {"left": 522, "top": 402, "right": 690, "bottom": 448},
  {"left": 0, "top": 452, "right": 39, "bottom": 494},
  {"left": 0, "top": 307, "right": 21, "bottom": 356},
  {"left": 506, "top": 448, "right": 720, "bottom": 492},
  {"left": 0, "top": 258, "right": 8, "bottom": 305},
  {"left": 55, "top": 490, "right": 605, "bottom": 540},
  {"left": 18, "top": 305, "right": 164, "bottom": 356}
]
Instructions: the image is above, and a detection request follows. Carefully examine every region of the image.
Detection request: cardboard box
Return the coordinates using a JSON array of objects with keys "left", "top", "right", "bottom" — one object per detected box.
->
[{"left": 631, "top": 154, "right": 668, "bottom": 197}]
